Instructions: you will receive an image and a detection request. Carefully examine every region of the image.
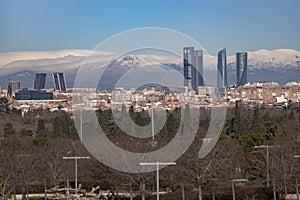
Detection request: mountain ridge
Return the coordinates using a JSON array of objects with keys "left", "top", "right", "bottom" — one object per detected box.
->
[{"left": 0, "top": 48, "right": 300, "bottom": 89}]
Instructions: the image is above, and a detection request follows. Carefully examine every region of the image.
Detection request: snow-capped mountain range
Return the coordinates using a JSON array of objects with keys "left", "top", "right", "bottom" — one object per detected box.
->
[
  {"left": 0, "top": 48, "right": 299, "bottom": 89},
  {"left": 227, "top": 48, "right": 300, "bottom": 70}
]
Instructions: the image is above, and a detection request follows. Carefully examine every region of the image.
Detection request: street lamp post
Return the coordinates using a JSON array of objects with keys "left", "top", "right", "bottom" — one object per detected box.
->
[
  {"left": 295, "top": 155, "right": 300, "bottom": 200},
  {"left": 255, "top": 145, "right": 280, "bottom": 187},
  {"left": 231, "top": 179, "right": 248, "bottom": 200},
  {"left": 63, "top": 156, "right": 90, "bottom": 195},
  {"left": 139, "top": 161, "right": 176, "bottom": 200},
  {"left": 80, "top": 101, "right": 83, "bottom": 141},
  {"left": 151, "top": 105, "right": 155, "bottom": 142}
]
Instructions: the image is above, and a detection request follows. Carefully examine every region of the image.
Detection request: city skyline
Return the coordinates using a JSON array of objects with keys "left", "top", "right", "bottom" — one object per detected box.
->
[
  {"left": 0, "top": 1, "right": 300, "bottom": 55},
  {"left": 1, "top": 47, "right": 300, "bottom": 90},
  {"left": 1, "top": 1, "right": 300, "bottom": 199}
]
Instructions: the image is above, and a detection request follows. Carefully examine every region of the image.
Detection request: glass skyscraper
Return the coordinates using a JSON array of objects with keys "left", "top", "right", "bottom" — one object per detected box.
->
[
  {"left": 193, "top": 50, "right": 204, "bottom": 89},
  {"left": 217, "top": 48, "right": 227, "bottom": 88},
  {"left": 183, "top": 47, "right": 194, "bottom": 88},
  {"left": 183, "top": 47, "right": 203, "bottom": 90},
  {"left": 52, "top": 72, "right": 67, "bottom": 91},
  {"left": 34, "top": 73, "right": 47, "bottom": 90},
  {"left": 236, "top": 52, "right": 248, "bottom": 86}
]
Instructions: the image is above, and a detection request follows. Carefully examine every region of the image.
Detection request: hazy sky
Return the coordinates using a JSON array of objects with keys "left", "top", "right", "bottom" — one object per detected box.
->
[{"left": 0, "top": 0, "right": 299, "bottom": 55}]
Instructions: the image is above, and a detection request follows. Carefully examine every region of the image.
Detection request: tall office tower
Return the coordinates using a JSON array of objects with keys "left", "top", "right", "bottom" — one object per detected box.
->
[
  {"left": 183, "top": 47, "right": 204, "bottom": 90},
  {"left": 34, "top": 73, "right": 47, "bottom": 90},
  {"left": 52, "top": 72, "right": 67, "bottom": 91},
  {"left": 183, "top": 47, "right": 194, "bottom": 87},
  {"left": 9, "top": 81, "right": 20, "bottom": 92},
  {"left": 217, "top": 48, "right": 228, "bottom": 88},
  {"left": 193, "top": 50, "right": 204, "bottom": 88},
  {"left": 6, "top": 82, "right": 13, "bottom": 110},
  {"left": 8, "top": 81, "right": 20, "bottom": 96},
  {"left": 236, "top": 52, "right": 248, "bottom": 86}
]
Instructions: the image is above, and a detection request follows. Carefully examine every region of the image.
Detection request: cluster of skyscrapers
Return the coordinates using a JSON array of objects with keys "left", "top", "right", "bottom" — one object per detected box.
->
[
  {"left": 183, "top": 47, "right": 248, "bottom": 91},
  {"left": 9, "top": 72, "right": 67, "bottom": 100},
  {"left": 33, "top": 72, "right": 67, "bottom": 91}
]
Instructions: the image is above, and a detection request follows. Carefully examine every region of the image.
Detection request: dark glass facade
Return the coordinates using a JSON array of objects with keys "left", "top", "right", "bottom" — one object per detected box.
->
[
  {"left": 217, "top": 48, "right": 228, "bottom": 88},
  {"left": 52, "top": 72, "right": 67, "bottom": 91},
  {"left": 183, "top": 47, "right": 203, "bottom": 90},
  {"left": 34, "top": 73, "right": 47, "bottom": 90},
  {"left": 15, "top": 90, "right": 53, "bottom": 100},
  {"left": 193, "top": 50, "right": 203, "bottom": 88},
  {"left": 236, "top": 52, "right": 248, "bottom": 86},
  {"left": 183, "top": 47, "right": 194, "bottom": 87}
]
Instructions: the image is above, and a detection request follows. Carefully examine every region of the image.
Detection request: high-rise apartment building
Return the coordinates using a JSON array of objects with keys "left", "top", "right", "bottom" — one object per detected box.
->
[
  {"left": 236, "top": 52, "right": 248, "bottom": 86},
  {"left": 52, "top": 72, "right": 67, "bottom": 91}
]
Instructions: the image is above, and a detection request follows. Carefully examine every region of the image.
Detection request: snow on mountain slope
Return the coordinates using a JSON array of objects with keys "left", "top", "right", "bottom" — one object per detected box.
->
[
  {"left": 1, "top": 48, "right": 299, "bottom": 74},
  {"left": 0, "top": 49, "right": 114, "bottom": 67},
  {"left": 227, "top": 48, "right": 300, "bottom": 70},
  {"left": 0, "top": 48, "right": 300, "bottom": 88}
]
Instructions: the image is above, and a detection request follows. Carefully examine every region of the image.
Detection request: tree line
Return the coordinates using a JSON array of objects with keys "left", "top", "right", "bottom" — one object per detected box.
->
[{"left": 0, "top": 102, "right": 300, "bottom": 199}]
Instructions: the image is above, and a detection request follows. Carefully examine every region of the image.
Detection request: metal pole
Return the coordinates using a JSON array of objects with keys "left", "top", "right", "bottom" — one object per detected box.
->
[
  {"left": 295, "top": 155, "right": 300, "bottom": 200},
  {"left": 75, "top": 157, "right": 78, "bottom": 195},
  {"left": 296, "top": 178, "right": 299, "bottom": 200},
  {"left": 255, "top": 145, "right": 279, "bottom": 188},
  {"left": 231, "top": 180, "right": 235, "bottom": 200},
  {"left": 273, "top": 179, "right": 276, "bottom": 200},
  {"left": 67, "top": 179, "right": 70, "bottom": 200},
  {"left": 63, "top": 156, "right": 90, "bottom": 196},
  {"left": 80, "top": 102, "right": 82, "bottom": 141},
  {"left": 230, "top": 179, "right": 247, "bottom": 200},
  {"left": 152, "top": 107, "right": 154, "bottom": 141},
  {"left": 139, "top": 162, "right": 176, "bottom": 200},
  {"left": 157, "top": 161, "right": 159, "bottom": 200},
  {"left": 267, "top": 146, "right": 269, "bottom": 188}
]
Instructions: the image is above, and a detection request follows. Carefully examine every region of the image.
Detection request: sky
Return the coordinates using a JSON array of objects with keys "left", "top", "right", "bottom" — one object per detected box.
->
[{"left": 0, "top": 0, "right": 300, "bottom": 55}]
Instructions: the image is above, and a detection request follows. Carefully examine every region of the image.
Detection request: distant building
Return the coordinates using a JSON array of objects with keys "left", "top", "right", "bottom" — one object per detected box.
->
[
  {"left": 34, "top": 73, "right": 47, "bottom": 90},
  {"left": 197, "top": 86, "right": 216, "bottom": 98},
  {"left": 7, "top": 82, "right": 14, "bottom": 110},
  {"left": 183, "top": 47, "right": 204, "bottom": 91},
  {"left": 52, "top": 72, "right": 67, "bottom": 91},
  {"left": 8, "top": 81, "right": 20, "bottom": 96},
  {"left": 193, "top": 50, "right": 204, "bottom": 88},
  {"left": 236, "top": 52, "right": 248, "bottom": 86},
  {"left": 217, "top": 48, "right": 227, "bottom": 88},
  {"left": 226, "top": 82, "right": 300, "bottom": 105},
  {"left": 15, "top": 90, "right": 53, "bottom": 100},
  {"left": 170, "top": 86, "right": 188, "bottom": 94},
  {"left": 183, "top": 47, "right": 194, "bottom": 87}
]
